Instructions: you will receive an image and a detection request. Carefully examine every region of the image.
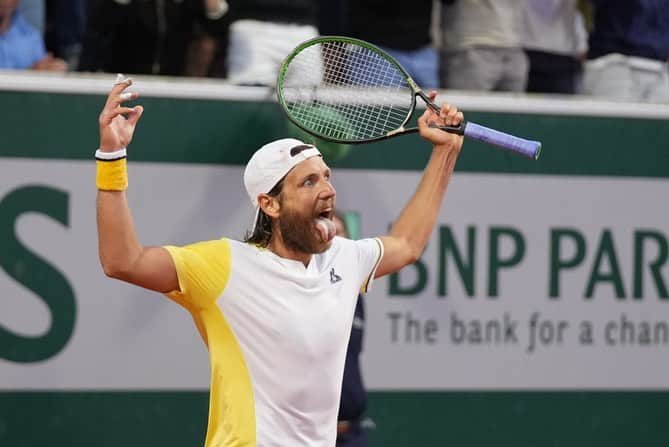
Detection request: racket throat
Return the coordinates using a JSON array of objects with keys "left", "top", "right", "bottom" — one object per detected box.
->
[
  {"left": 432, "top": 122, "right": 466, "bottom": 135},
  {"left": 386, "top": 127, "right": 408, "bottom": 137}
]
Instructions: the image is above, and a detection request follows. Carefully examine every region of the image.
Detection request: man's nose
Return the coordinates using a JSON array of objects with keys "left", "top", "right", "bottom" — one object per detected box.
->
[{"left": 320, "top": 181, "right": 336, "bottom": 199}]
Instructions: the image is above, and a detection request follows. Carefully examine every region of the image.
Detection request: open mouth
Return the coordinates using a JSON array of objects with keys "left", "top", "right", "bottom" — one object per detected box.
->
[
  {"left": 316, "top": 208, "right": 333, "bottom": 220},
  {"left": 314, "top": 208, "right": 336, "bottom": 242}
]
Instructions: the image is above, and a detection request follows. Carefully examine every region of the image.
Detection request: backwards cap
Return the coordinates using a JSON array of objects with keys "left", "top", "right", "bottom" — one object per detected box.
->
[{"left": 243, "top": 138, "right": 322, "bottom": 230}]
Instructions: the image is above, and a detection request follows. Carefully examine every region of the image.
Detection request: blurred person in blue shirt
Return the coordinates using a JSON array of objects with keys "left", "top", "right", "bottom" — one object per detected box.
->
[
  {"left": 18, "top": 0, "right": 43, "bottom": 33},
  {"left": 0, "top": 0, "right": 66, "bottom": 70}
]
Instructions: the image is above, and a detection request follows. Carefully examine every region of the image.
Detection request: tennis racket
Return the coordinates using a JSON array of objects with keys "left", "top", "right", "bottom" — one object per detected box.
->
[{"left": 276, "top": 36, "right": 542, "bottom": 160}]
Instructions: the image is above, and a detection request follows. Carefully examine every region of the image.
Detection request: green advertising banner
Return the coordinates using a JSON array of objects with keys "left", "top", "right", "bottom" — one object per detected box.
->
[{"left": 1, "top": 72, "right": 668, "bottom": 446}]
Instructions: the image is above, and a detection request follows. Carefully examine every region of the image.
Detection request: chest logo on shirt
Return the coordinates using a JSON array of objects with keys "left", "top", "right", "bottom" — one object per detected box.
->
[{"left": 330, "top": 267, "right": 342, "bottom": 284}]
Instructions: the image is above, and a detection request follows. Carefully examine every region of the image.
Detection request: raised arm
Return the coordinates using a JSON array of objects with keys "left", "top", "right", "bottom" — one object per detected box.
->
[
  {"left": 375, "top": 92, "right": 464, "bottom": 277},
  {"left": 96, "top": 76, "right": 178, "bottom": 293}
]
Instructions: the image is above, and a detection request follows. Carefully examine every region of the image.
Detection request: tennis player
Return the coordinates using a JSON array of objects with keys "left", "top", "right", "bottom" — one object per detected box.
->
[{"left": 95, "top": 75, "right": 463, "bottom": 447}]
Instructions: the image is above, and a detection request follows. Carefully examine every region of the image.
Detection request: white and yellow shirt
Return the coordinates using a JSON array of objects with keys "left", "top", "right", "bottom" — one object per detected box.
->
[{"left": 164, "top": 236, "right": 383, "bottom": 447}]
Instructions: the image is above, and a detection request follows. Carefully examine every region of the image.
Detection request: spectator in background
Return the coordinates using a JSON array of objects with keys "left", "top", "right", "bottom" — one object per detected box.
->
[
  {"left": 348, "top": 0, "right": 445, "bottom": 89},
  {"left": 523, "top": 0, "right": 588, "bottom": 94},
  {"left": 582, "top": 0, "right": 669, "bottom": 103},
  {"left": 225, "top": 0, "right": 318, "bottom": 86},
  {"left": 333, "top": 211, "right": 373, "bottom": 447},
  {"left": 45, "top": 0, "right": 87, "bottom": 69},
  {"left": 0, "top": 0, "right": 67, "bottom": 71},
  {"left": 317, "top": 0, "right": 348, "bottom": 37},
  {"left": 18, "top": 0, "right": 43, "bottom": 33},
  {"left": 78, "top": 0, "right": 228, "bottom": 76},
  {"left": 440, "top": 0, "right": 528, "bottom": 92},
  {"left": 182, "top": 20, "right": 230, "bottom": 78}
]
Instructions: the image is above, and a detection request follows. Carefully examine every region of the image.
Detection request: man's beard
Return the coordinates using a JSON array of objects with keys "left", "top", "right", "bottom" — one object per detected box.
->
[{"left": 279, "top": 203, "right": 328, "bottom": 254}]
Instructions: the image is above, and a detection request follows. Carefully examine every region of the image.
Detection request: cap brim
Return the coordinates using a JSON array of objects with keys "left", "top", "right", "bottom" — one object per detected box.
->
[{"left": 250, "top": 206, "right": 261, "bottom": 233}]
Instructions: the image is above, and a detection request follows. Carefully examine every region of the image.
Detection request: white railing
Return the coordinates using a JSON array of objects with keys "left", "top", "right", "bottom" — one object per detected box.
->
[{"left": 2, "top": 69, "right": 669, "bottom": 119}]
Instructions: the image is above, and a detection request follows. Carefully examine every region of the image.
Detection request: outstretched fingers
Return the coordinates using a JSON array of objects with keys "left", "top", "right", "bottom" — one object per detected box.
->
[
  {"left": 99, "top": 74, "right": 141, "bottom": 126},
  {"left": 106, "top": 75, "right": 136, "bottom": 105}
]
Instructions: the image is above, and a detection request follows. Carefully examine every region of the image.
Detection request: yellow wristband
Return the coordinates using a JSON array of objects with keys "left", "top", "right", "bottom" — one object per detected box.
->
[{"left": 96, "top": 158, "right": 128, "bottom": 191}]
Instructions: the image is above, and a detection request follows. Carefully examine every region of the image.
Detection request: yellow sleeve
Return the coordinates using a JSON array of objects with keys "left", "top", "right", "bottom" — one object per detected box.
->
[{"left": 163, "top": 238, "right": 231, "bottom": 311}]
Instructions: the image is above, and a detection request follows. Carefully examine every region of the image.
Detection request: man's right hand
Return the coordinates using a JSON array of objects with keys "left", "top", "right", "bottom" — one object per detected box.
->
[{"left": 98, "top": 75, "right": 144, "bottom": 152}]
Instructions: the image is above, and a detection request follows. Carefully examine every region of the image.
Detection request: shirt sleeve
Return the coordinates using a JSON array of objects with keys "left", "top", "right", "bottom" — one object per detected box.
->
[
  {"left": 355, "top": 237, "right": 384, "bottom": 293},
  {"left": 9, "top": 13, "right": 47, "bottom": 69},
  {"left": 27, "top": 29, "right": 47, "bottom": 66},
  {"left": 163, "top": 238, "right": 231, "bottom": 311}
]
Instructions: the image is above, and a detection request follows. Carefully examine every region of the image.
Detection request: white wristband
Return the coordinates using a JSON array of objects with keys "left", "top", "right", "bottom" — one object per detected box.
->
[{"left": 95, "top": 148, "right": 127, "bottom": 161}]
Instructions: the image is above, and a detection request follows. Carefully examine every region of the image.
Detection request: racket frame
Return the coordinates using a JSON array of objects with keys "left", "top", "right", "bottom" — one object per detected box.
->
[
  {"left": 277, "top": 36, "right": 540, "bottom": 160},
  {"left": 277, "top": 36, "right": 439, "bottom": 144}
]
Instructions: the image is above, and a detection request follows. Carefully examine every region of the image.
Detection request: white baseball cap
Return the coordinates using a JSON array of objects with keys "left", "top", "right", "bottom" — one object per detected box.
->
[{"left": 244, "top": 138, "right": 322, "bottom": 231}]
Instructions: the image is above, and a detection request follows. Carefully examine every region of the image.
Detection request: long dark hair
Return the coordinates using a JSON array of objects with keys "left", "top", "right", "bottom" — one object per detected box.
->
[
  {"left": 243, "top": 144, "right": 316, "bottom": 246},
  {"left": 243, "top": 178, "right": 285, "bottom": 246}
]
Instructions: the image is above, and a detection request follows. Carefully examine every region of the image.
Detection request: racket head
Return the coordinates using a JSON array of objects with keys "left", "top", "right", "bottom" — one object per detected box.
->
[{"left": 277, "top": 36, "right": 418, "bottom": 144}]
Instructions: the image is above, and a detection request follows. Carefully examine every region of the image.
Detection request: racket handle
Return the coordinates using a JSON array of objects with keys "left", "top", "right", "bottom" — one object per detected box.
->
[{"left": 464, "top": 122, "right": 542, "bottom": 160}]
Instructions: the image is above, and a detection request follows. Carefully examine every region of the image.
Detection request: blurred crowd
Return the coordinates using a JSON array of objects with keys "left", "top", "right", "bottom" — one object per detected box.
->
[{"left": 1, "top": 0, "right": 668, "bottom": 102}]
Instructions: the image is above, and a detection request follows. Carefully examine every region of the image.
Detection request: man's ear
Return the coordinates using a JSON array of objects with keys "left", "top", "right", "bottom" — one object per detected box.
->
[{"left": 258, "top": 194, "right": 281, "bottom": 219}]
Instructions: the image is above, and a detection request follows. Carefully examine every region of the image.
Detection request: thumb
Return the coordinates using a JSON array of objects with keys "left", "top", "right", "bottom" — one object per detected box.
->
[
  {"left": 127, "top": 105, "right": 144, "bottom": 126},
  {"left": 417, "top": 107, "right": 432, "bottom": 130}
]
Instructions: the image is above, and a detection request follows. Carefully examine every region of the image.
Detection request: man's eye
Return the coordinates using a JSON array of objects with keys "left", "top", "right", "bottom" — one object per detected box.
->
[{"left": 303, "top": 179, "right": 313, "bottom": 187}]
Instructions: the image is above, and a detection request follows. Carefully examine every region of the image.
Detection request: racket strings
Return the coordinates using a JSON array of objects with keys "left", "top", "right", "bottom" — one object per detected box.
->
[
  {"left": 291, "top": 44, "right": 401, "bottom": 138},
  {"left": 280, "top": 41, "right": 413, "bottom": 141},
  {"left": 314, "top": 44, "right": 384, "bottom": 136},
  {"left": 310, "top": 44, "right": 408, "bottom": 132},
  {"left": 322, "top": 44, "right": 409, "bottom": 136}
]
